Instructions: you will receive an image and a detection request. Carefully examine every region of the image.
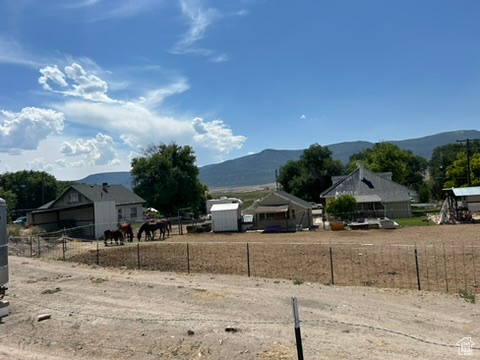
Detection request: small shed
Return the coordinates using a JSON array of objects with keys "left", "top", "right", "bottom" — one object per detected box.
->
[{"left": 211, "top": 203, "right": 241, "bottom": 232}]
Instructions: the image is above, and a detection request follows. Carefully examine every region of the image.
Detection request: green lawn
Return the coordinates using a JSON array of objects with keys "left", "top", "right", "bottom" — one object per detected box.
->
[{"left": 394, "top": 216, "right": 436, "bottom": 227}]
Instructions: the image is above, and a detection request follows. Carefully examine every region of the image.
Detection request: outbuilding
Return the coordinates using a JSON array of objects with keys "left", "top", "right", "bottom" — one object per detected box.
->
[{"left": 210, "top": 202, "right": 242, "bottom": 232}]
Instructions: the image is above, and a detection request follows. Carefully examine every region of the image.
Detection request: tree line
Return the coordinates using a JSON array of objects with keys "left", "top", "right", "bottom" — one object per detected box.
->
[
  {"left": 277, "top": 141, "right": 480, "bottom": 204},
  {"left": 1, "top": 141, "right": 479, "bottom": 222}
]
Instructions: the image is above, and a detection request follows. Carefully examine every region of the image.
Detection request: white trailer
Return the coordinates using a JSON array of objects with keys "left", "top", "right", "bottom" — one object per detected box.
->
[{"left": 0, "top": 197, "right": 9, "bottom": 319}]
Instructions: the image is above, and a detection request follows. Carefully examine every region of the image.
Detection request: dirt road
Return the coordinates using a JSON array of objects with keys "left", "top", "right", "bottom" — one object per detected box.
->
[{"left": 1, "top": 254, "right": 478, "bottom": 359}]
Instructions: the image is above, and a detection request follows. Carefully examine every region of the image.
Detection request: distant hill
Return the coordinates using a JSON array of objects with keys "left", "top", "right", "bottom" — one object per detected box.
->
[{"left": 77, "top": 130, "right": 480, "bottom": 190}]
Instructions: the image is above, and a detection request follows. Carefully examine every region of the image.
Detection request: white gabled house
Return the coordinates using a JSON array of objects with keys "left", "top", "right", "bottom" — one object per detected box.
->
[
  {"left": 28, "top": 183, "right": 146, "bottom": 239},
  {"left": 321, "top": 165, "right": 413, "bottom": 219}
]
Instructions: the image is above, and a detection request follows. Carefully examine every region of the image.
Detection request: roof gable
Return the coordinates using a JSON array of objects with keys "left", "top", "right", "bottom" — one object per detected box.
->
[
  {"left": 47, "top": 183, "right": 146, "bottom": 209},
  {"left": 321, "top": 166, "right": 411, "bottom": 203}
]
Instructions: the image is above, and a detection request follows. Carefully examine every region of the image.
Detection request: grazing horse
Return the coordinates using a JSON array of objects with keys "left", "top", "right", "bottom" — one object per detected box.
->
[
  {"left": 137, "top": 221, "right": 167, "bottom": 241},
  {"left": 104, "top": 229, "right": 124, "bottom": 246},
  {"left": 160, "top": 219, "right": 172, "bottom": 236},
  {"left": 119, "top": 223, "right": 134, "bottom": 242}
]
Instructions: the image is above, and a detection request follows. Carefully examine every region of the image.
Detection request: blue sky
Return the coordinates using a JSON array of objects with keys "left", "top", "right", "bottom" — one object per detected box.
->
[{"left": 0, "top": 0, "right": 479, "bottom": 181}]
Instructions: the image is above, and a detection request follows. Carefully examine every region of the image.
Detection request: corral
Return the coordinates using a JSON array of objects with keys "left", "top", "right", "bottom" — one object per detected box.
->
[
  {"left": 9, "top": 224, "right": 480, "bottom": 294},
  {"left": 2, "top": 223, "right": 480, "bottom": 359}
]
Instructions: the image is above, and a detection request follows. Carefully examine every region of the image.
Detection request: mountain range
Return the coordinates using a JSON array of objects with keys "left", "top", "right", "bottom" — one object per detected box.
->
[{"left": 78, "top": 130, "right": 480, "bottom": 190}]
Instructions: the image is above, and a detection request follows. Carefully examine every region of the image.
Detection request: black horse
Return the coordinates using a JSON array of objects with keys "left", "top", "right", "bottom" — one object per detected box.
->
[
  {"left": 137, "top": 221, "right": 167, "bottom": 241},
  {"left": 104, "top": 229, "right": 124, "bottom": 246}
]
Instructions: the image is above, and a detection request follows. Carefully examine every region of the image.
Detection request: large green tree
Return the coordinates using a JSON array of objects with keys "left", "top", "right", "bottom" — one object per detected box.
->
[
  {"left": 277, "top": 144, "right": 344, "bottom": 202},
  {"left": 0, "top": 171, "right": 58, "bottom": 213},
  {"left": 0, "top": 188, "right": 17, "bottom": 222},
  {"left": 444, "top": 152, "right": 480, "bottom": 188},
  {"left": 429, "top": 142, "right": 480, "bottom": 199},
  {"left": 131, "top": 143, "right": 207, "bottom": 214},
  {"left": 348, "top": 142, "right": 428, "bottom": 191}
]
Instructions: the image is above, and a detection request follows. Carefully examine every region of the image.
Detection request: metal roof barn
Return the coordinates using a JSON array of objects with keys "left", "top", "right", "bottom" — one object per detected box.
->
[{"left": 210, "top": 203, "right": 241, "bottom": 232}]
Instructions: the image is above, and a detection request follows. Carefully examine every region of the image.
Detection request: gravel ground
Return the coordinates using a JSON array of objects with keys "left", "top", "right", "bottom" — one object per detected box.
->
[{"left": 1, "top": 235, "right": 479, "bottom": 360}]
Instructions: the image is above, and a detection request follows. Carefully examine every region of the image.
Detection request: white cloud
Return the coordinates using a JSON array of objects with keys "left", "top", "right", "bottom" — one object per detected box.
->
[
  {"left": 300, "top": 114, "right": 306, "bottom": 119},
  {"left": 39, "top": 63, "right": 115, "bottom": 103},
  {"left": 38, "top": 65, "right": 68, "bottom": 91},
  {"left": 60, "top": 133, "right": 119, "bottom": 166},
  {"left": 137, "top": 77, "right": 190, "bottom": 108},
  {"left": 172, "top": 0, "right": 224, "bottom": 61},
  {"left": 0, "top": 37, "right": 44, "bottom": 68},
  {"left": 25, "top": 157, "right": 55, "bottom": 172},
  {"left": 0, "top": 107, "right": 65, "bottom": 153},
  {"left": 64, "top": 0, "right": 163, "bottom": 21},
  {"left": 192, "top": 117, "right": 246, "bottom": 153}
]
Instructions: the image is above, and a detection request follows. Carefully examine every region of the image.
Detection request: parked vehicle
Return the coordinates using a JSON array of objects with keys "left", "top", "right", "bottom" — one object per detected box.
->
[{"left": 13, "top": 216, "right": 27, "bottom": 226}]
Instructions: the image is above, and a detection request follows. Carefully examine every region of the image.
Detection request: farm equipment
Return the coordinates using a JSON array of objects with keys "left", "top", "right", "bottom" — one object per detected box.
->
[{"left": 0, "top": 197, "right": 9, "bottom": 319}]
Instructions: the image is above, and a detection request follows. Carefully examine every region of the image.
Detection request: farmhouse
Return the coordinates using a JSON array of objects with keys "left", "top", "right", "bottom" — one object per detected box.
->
[
  {"left": 28, "top": 183, "right": 146, "bottom": 238},
  {"left": 243, "top": 191, "right": 313, "bottom": 232},
  {"left": 321, "top": 165, "right": 413, "bottom": 219}
]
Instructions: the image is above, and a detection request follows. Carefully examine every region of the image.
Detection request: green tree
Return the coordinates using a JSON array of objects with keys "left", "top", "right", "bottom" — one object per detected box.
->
[
  {"left": 131, "top": 143, "right": 207, "bottom": 214},
  {"left": 277, "top": 144, "right": 344, "bottom": 202},
  {"left": 348, "top": 142, "right": 427, "bottom": 190},
  {"left": 0, "top": 171, "right": 58, "bottom": 213},
  {"left": 325, "top": 194, "right": 357, "bottom": 220},
  {"left": 0, "top": 188, "right": 17, "bottom": 222},
  {"left": 444, "top": 152, "right": 480, "bottom": 188},
  {"left": 429, "top": 142, "right": 480, "bottom": 199}
]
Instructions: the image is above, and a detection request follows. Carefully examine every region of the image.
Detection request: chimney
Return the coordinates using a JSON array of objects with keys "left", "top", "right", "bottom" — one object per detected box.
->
[{"left": 102, "top": 182, "right": 108, "bottom": 192}]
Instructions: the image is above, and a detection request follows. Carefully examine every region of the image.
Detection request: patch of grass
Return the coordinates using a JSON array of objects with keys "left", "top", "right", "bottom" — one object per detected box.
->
[
  {"left": 394, "top": 217, "right": 435, "bottom": 227},
  {"left": 459, "top": 288, "right": 476, "bottom": 304},
  {"left": 126, "top": 261, "right": 136, "bottom": 270},
  {"left": 209, "top": 189, "right": 272, "bottom": 210},
  {"left": 293, "top": 279, "right": 304, "bottom": 285}
]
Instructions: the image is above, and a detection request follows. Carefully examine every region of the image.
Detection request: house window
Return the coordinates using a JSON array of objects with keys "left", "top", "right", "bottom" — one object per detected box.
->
[
  {"left": 118, "top": 208, "right": 122, "bottom": 220},
  {"left": 259, "top": 213, "right": 265, "bottom": 220},
  {"left": 275, "top": 212, "right": 286, "bottom": 220},
  {"left": 131, "top": 207, "right": 137, "bottom": 220},
  {"left": 69, "top": 193, "right": 79, "bottom": 203},
  {"left": 291, "top": 209, "right": 296, "bottom": 219},
  {"left": 266, "top": 213, "right": 275, "bottom": 220}
]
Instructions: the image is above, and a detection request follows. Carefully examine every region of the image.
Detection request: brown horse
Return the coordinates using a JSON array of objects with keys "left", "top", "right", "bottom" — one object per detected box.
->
[
  {"left": 119, "top": 223, "right": 134, "bottom": 242},
  {"left": 137, "top": 221, "right": 167, "bottom": 241},
  {"left": 104, "top": 229, "right": 124, "bottom": 246}
]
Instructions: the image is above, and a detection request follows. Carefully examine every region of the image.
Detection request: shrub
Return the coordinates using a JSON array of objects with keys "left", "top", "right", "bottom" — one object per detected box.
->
[{"left": 326, "top": 194, "right": 357, "bottom": 220}]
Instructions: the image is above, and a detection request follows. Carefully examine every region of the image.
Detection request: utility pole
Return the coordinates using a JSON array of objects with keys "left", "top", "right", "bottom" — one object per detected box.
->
[{"left": 456, "top": 138, "right": 479, "bottom": 187}]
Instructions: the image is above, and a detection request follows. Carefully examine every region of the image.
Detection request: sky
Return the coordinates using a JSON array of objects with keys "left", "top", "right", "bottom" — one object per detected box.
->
[{"left": 0, "top": 0, "right": 479, "bottom": 181}]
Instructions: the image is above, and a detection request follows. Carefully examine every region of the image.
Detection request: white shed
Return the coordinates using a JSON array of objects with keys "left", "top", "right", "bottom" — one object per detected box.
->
[{"left": 211, "top": 203, "right": 241, "bottom": 232}]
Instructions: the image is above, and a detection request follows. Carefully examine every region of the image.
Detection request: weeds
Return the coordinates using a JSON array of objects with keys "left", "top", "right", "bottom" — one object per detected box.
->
[
  {"left": 293, "top": 279, "right": 304, "bottom": 285},
  {"left": 459, "top": 288, "right": 476, "bottom": 304}
]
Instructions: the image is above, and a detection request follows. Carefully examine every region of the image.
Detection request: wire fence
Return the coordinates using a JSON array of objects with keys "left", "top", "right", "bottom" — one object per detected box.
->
[{"left": 8, "top": 224, "right": 479, "bottom": 295}]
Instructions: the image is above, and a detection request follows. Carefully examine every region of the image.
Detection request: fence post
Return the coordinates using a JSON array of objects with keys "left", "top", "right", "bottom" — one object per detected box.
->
[
  {"left": 291, "top": 297, "right": 304, "bottom": 360},
  {"left": 96, "top": 240, "right": 99, "bottom": 266},
  {"left": 247, "top": 243, "right": 251, "bottom": 277},
  {"left": 414, "top": 247, "right": 421, "bottom": 290},
  {"left": 187, "top": 243, "right": 190, "bottom": 274},
  {"left": 137, "top": 242, "right": 141, "bottom": 269},
  {"left": 37, "top": 235, "right": 41, "bottom": 257},
  {"left": 30, "top": 236, "right": 33, "bottom": 257},
  {"left": 329, "top": 247, "right": 335, "bottom": 285},
  {"left": 62, "top": 228, "right": 67, "bottom": 261}
]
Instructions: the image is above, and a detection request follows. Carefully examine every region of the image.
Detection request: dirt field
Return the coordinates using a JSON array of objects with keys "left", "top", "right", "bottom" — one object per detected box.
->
[{"left": 1, "top": 224, "right": 479, "bottom": 359}]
